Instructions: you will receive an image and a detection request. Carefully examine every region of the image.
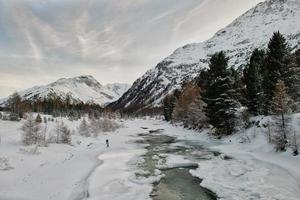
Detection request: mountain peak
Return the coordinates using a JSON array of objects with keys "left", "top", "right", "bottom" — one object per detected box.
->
[
  {"left": 1, "top": 76, "right": 131, "bottom": 106},
  {"left": 110, "top": 0, "right": 300, "bottom": 111}
]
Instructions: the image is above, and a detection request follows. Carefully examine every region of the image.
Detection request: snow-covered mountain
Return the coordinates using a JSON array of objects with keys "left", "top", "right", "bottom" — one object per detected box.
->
[
  {"left": 110, "top": 0, "right": 300, "bottom": 111},
  {"left": 0, "top": 76, "right": 130, "bottom": 106}
]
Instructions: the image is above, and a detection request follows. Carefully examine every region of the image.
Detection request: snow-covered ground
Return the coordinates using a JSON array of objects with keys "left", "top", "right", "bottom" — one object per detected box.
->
[
  {"left": 1, "top": 116, "right": 300, "bottom": 200},
  {"left": 164, "top": 114, "right": 300, "bottom": 200}
]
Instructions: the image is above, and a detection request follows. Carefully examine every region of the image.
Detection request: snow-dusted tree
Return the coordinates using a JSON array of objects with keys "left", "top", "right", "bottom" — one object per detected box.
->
[
  {"left": 60, "top": 124, "right": 71, "bottom": 144},
  {"left": 163, "top": 90, "right": 180, "bottom": 122},
  {"left": 272, "top": 80, "right": 292, "bottom": 151},
  {"left": 35, "top": 114, "right": 42, "bottom": 123},
  {"left": 186, "top": 95, "right": 207, "bottom": 129},
  {"left": 21, "top": 113, "right": 41, "bottom": 145},
  {"left": 39, "top": 122, "right": 47, "bottom": 146},
  {"left": 262, "top": 32, "right": 292, "bottom": 114},
  {"left": 289, "top": 48, "right": 300, "bottom": 103},
  {"left": 100, "top": 118, "right": 120, "bottom": 132},
  {"left": 89, "top": 117, "right": 101, "bottom": 137},
  {"left": 202, "top": 51, "right": 239, "bottom": 136},
  {"left": 55, "top": 121, "right": 71, "bottom": 144},
  {"left": 78, "top": 118, "right": 90, "bottom": 137},
  {"left": 243, "top": 49, "right": 265, "bottom": 115},
  {"left": 43, "top": 116, "right": 47, "bottom": 123},
  {"left": 54, "top": 121, "right": 63, "bottom": 143}
]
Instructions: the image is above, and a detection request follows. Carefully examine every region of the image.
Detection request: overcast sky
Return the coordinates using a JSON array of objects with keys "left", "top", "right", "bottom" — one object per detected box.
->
[{"left": 0, "top": 0, "right": 263, "bottom": 97}]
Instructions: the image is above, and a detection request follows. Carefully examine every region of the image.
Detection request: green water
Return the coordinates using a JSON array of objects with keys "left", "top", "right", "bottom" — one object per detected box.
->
[{"left": 136, "top": 131, "right": 217, "bottom": 200}]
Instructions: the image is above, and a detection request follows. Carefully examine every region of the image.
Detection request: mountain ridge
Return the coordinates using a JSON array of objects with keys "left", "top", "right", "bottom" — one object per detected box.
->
[
  {"left": 0, "top": 75, "right": 131, "bottom": 107},
  {"left": 109, "top": 0, "right": 300, "bottom": 111}
]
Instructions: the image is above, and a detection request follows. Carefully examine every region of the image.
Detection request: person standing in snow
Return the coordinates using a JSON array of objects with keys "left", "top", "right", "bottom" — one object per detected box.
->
[{"left": 106, "top": 139, "right": 109, "bottom": 147}]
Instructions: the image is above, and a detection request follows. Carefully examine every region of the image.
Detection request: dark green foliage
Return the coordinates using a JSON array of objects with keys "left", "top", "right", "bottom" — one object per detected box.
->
[
  {"left": 35, "top": 114, "right": 42, "bottom": 123},
  {"left": 163, "top": 91, "right": 179, "bottom": 121},
  {"left": 243, "top": 33, "right": 299, "bottom": 115},
  {"left": 288, "top": 48, "right": 300, "bottom": 102},
  {"left": 243, "top": 49, "right": 265, "bottom": 115},
  {"left": 202, "top": 51, "right": 239, "bottom": 136},
  {"left": 262, "top": 32, "right": 292, "bottom": 114},
  {"left": 197, "top": 67, "right": 211, "bottom": 89},
  {"left": 3, "top": 92, "right": 103, "bottom": 118},
  {"left": 230, "top": 67, "right": 246, "bottom": 105},
  {"left": 163, "top": 89, "right": 181, "bottom": 121}
]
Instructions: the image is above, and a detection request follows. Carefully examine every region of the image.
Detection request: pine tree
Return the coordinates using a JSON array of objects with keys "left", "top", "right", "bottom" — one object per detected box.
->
[
  {"left": 243, "top": 49, "right": 265, "bottom": 115},
  {"left": 163, "top": 90, "right": 180, "bottom": 122},
  {"left": 202, "top": 51, "right": 239, "bottom": 136},
  {"left": 230, "top": 67, "right": 246, "bottom": 105},
  {"left": 35, "top": 114, "right": 42, "bottom": 123},
  {"left": 262, "top": 32, "right": 291, "bottom": 114},
  {"left": 288, "top": 48, "right": 300, "bottom": 102}
]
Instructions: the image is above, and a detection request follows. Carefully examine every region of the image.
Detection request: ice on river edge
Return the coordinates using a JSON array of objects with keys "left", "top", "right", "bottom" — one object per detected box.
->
[{"left": 0, "top": 115, "right": 300, "bottom": 200}]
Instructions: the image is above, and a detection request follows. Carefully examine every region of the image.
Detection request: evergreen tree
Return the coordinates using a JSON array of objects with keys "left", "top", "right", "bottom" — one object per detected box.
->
[
  {"left": 288, "top": 48, "right": 300, "bottom": 102},
  {"left": 35, "top": 114, "right": 42, "bottom": 123},
  {"left": 262, "top": 32, "right": 291, "bottom": 114},
  {"left": 243, "top": 49, "right": 265, "bottom": 115},
  {"left": 163, "top": 90, "right": 180, "bottom": 121},
  {"left": 230, "top": 67, "right": 246, "bottom": 105},
  {"left": 202, "top": 51, "right": 239, "bottom": 136}
]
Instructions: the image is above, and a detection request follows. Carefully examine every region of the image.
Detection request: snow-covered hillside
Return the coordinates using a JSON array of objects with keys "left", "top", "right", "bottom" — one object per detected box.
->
[
  {"left": 110, "top": 0, "right": 300, "bottom": 111},
  {"left": 0, "top": 75, "right": 130, "bottom": 106}
]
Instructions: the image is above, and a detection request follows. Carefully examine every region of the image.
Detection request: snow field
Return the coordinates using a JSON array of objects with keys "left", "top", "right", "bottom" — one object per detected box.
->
[{"left": 1, "top": 116, "right": 300, "bottom": 200}]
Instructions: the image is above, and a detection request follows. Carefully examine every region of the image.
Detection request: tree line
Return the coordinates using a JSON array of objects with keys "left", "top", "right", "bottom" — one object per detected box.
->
[
  {"left": 1, "top": 92, "right": 103, "bottom": 120},
  {"left": 163, "top": 32, "right": 300, "bottom": 149}
]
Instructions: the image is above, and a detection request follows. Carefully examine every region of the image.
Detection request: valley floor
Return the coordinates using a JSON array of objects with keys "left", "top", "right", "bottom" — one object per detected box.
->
[{"left": 0, "top": 117, "right": 300, "bottom": 200}]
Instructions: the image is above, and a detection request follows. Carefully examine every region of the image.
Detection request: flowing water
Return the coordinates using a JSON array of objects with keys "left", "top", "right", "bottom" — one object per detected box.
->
[{"left": 136, "top": 130, "right": 217, "bottom": 200}]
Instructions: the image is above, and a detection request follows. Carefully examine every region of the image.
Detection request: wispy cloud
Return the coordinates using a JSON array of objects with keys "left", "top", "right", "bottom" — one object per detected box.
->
[{"left": 0, "top": 0, "right": 263, "bottom": 97}]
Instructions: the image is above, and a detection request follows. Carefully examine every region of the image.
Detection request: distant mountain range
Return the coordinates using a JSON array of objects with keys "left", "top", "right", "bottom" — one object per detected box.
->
[
  {"left": 109, "top": 0, "right": 300, "bottom": 111},
  {"left": 0, "top": 75, "right": 130, "bottom": 106}
]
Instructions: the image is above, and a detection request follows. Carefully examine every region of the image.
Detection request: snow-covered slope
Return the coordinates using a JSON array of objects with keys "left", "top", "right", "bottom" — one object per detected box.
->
[
  {"left": 0, "top": 76, "right": 130, "bottom": 106},
  {"left": 110, "top": 0, "right": 300, "bottom": 111}
]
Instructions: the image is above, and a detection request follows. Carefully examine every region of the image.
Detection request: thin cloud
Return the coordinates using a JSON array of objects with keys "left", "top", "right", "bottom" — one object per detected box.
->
[{"left": 0, "top": 0, "right": 263, "bottom": 97}]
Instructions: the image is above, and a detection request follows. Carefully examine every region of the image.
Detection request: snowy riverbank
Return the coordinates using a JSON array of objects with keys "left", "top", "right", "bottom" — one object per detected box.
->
[{"left": 1, "top": 117, "right": 300, "bottom": 200}]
